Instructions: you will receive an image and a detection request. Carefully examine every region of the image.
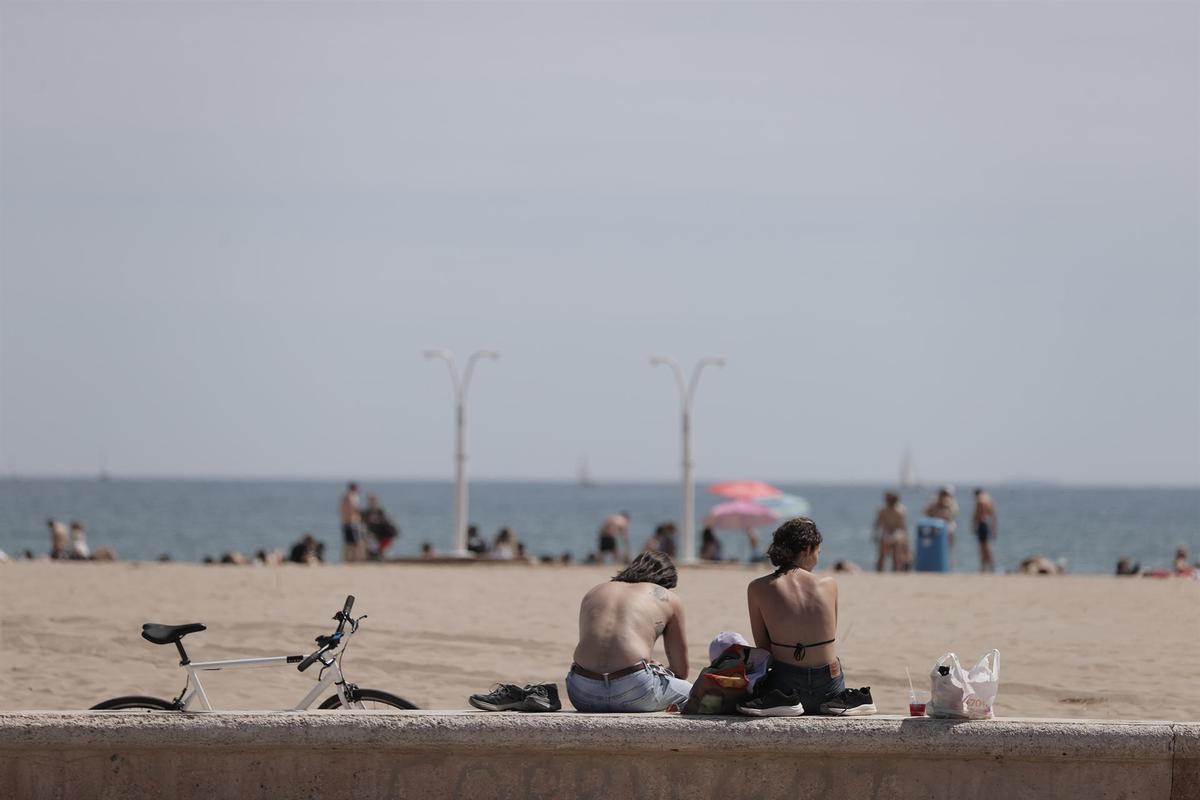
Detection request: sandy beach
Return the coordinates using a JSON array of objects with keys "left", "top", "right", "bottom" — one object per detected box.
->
[{"left": 1, "top": 561, "right": 1196, "bottom": 719}]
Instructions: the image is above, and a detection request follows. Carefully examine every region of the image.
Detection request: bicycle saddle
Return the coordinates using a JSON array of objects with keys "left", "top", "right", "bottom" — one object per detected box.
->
[{"left": 141, "top": 623, "right": 207, "bottom": 645}]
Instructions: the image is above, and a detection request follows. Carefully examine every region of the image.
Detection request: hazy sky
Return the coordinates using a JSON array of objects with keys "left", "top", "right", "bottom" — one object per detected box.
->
[{"left": 1, "top": 2, "right": 1197, "bottom": 486}]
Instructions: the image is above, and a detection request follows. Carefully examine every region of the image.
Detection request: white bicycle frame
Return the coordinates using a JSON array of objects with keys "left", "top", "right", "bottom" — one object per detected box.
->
[{"left": 174, "top": 631, "right": 360, "bottom": 711}]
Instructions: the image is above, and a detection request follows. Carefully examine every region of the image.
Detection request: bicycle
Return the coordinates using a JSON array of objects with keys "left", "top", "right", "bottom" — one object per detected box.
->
[{"left": 90, "top": 595, "right": 416, "bottom": 711}]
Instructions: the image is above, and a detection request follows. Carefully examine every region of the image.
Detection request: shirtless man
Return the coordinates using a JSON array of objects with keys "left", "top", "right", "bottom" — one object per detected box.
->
[
  {"left": 872, "top": 492, "right": 909, "bottom": 572},
  {"left": 972, "top": 487, "right": 998, "bottom": 573},
  {"left": 924, "top": 486, "right": 959, "bottom": 555},
  {"left": 565, "top": 551, "right": 691, "bottom": 712},
  {"left": 339, "top": 482, "right": 365, "bottom": 563},
  {"left": 596, "top": 511, "right": 630, "bottom": 564},
  {"left": 742, "top": 517, "right": 875, "bottom": 716}
]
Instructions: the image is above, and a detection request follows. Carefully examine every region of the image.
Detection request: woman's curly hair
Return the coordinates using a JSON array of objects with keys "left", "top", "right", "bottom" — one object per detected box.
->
[
  {"left": 767, "top": 517, "right": 823, "bottom": 570},
  {"left": 613, "top": 551, "right": 678, "bottom": 589}
]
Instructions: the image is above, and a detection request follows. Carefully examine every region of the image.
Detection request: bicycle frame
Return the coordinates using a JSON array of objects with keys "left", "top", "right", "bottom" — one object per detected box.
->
[{"left": 173, "top": 623, "right": 360, "bottom": 711}]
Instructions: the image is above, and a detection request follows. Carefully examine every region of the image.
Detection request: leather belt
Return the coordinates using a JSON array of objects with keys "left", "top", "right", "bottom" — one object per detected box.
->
[{"left": 570, "top": 661, "right": 647, "bottom": 681}]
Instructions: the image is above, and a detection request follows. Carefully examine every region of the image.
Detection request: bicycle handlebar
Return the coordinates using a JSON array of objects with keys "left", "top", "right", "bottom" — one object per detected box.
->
[{"left": 297, "top": 596, "right": 356, "bottom": 672}]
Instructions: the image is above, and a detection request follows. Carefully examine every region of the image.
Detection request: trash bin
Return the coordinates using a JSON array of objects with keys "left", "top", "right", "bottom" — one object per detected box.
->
[{"left": 915, "top": 517, "right": 950, "bottom": 572}]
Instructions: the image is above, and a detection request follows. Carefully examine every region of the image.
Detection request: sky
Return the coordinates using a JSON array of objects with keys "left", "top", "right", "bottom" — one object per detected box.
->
[{"left": 0, "top": 1, "right": 1197, "bottom": 486}]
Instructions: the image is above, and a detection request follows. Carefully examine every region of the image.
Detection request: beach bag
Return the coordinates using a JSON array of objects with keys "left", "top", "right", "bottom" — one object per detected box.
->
[
  {"left": 927, "top": 650, "right": 1000, "bottom": 719},
  {"left": 682, "top": 645, "right": 770, "bottom": 715}
]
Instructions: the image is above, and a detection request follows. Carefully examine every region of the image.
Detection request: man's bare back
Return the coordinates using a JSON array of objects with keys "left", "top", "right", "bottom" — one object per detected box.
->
[{"left": 573, "top": 580, "right": 689, "bottom": 679}]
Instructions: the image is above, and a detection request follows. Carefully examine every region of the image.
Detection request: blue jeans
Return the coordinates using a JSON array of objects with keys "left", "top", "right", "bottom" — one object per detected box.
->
[
  {"left": 566, "top": 662, "right": 692, "bottom": 712},
  {"left": 760, "top": 659, "right": 846, "bottom": 715}
]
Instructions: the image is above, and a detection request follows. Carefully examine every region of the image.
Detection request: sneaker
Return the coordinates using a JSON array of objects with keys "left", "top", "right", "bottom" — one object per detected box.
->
[
  {"left": 819, "top": 687, "right": 877, "bottom": 716},
  {"left": 520, "top": 683, "right": 561, "bottom": 712},
  {"left": 469, "top": 684, "right": 529, "bottom": 712},
  {"left": 736, "top": 689, "right": 805, "bottom": 717}
]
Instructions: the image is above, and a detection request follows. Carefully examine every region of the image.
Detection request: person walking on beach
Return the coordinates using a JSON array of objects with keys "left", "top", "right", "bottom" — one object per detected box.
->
[
  {"left": 740, "top": 517, "right": 875, "bottom": 716},
  {"left": 565, "top": 551, "right": 691, "bottom": 712},
  {"left": 597, "top": 511, "right": 630, "bottom": 564},
  {"left": 340, "top": 482, "right": 366, "bottom": 563},
  {"left": 972, "top": 488, "right": 998, "bottom": 573},
  {"left": 872, "top": 492, "right": 910, "bottom": 572}
]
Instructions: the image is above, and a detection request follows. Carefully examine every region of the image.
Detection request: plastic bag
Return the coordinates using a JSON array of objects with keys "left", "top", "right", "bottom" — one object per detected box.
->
[
  {"left": 927, "top": 650, "right": 1000, "bottom": 719},
  {"left": 682, "top": 644, "right": 771, "bottom": 715}
]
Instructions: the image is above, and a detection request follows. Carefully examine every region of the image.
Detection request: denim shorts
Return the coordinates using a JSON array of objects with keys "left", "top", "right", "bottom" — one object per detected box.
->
[
  {"left": 565, "top": 662, "right": 693, "bottom": 713},
  {"left": 760, "top": 659, "right": 845, "bottom": 715}
]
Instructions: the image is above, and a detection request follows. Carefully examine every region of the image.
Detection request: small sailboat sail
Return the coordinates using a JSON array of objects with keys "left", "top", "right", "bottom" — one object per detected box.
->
[
  {"left": 577, "top": 457, "right": 594, "bottom": 488},
  {"left": 899, "top": 447, "right": 918, "bottom": 489}
]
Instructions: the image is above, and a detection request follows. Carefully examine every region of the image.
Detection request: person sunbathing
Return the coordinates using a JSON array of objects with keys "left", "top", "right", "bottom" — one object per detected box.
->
[
  {"left": 565, "top": 551, "right": 691, "bottom": 712},
  {"left": 741, "top": 517, "right": 875, "bottom": 717}
]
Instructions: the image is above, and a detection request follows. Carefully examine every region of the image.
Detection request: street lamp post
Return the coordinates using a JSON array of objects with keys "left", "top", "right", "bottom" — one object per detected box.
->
[
  {"left": 423, "top": 349, "right": 499, "bottom": 556},
  {"left": 650, "top": 355, "right": 725, "bottom": 565}
]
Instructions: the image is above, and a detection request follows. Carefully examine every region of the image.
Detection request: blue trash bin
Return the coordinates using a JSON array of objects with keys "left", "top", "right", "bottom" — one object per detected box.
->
[{"left": 915, "top": 517, "right": 950, "bottom": 572}]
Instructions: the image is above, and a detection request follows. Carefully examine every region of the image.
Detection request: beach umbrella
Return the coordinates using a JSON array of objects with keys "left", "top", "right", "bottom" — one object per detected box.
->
[
  {"left": 704, "top": 500, "right": 779, "bottom": 530},
  {"left": 757, "top": 494, "right": 812, "bottom": 519},
  {"left": 708, "top": 480, "right": 783, "bottom": 500}
]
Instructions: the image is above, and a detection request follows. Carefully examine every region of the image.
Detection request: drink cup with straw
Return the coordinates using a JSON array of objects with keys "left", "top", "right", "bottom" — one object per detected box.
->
[{"left": 907, "top": 667, "right": 927, "bottom": 716}]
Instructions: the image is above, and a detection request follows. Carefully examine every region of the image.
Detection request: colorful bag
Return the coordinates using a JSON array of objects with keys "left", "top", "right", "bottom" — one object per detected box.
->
[{"left": 682, "top": 644, "right": 771, "bottom": 715}]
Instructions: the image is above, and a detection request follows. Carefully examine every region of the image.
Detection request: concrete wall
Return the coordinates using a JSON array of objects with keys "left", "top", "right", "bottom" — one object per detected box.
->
[{"left": 2, "top": 712, "right": 1197, "bottom": 800}]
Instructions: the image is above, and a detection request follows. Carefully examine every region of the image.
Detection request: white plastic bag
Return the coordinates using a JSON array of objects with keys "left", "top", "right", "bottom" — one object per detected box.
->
[{"left": 927, "top": 650, "right": 1000, "bottom": 719}]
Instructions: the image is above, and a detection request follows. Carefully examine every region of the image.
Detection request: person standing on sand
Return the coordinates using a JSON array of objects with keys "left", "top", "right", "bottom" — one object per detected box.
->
[
  {"left": 872, "top": 492, "right": 910, "bottom": 572},
  {"left": 565, "top": 551, "right": 692, "bottom": 712},
  {"left": 972, "top": 488, "right": 999, "bottom": 573},
  {"left": 924, "top": 486, "right": 959, "bottom": 557},
  {"left": 47, "top": 518, "right": 69, "bottom": 560},
  {"left": 740, "top": 517, "right": 875, "bottom": 716},
  {"left": 597, "top": 511, "right": 630, "bottom": 564},
  {"left": 340, "top": 482, "right": 366, "bottom": 563}
]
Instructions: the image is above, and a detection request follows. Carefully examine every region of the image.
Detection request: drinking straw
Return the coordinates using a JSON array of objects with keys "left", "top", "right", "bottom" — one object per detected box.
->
[{"left": 905, "top": 667, "right": 916, "bottom": 698}]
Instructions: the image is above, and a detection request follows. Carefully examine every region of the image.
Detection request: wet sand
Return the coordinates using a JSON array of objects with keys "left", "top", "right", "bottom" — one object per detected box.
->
[{"left": 1, "top": 561, "right": 1196, "bottom": 719}]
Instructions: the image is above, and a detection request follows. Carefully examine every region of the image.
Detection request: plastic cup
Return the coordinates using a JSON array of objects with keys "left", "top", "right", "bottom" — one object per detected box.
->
[{"left": 908, "top": 691, "right": 929, "bottom": 717}]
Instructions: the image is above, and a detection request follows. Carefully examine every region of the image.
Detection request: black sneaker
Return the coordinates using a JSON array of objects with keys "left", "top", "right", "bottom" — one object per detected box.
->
[
  {"left": 736, "top": 689, "right": 805, "bottom": 717},
  {"left": 819, "top": 687, "right": 877, "bottom": 716},
  {"left": 520, "top": 683, "right": 561, "bottom": 712},
  {"left": 469, "top": 684, "right": 529, "bottom": 711}
]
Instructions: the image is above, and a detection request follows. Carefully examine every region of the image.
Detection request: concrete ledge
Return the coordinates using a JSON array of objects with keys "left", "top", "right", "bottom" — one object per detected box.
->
[{"left": 2, "top": 712, "right": 1197, "bottom": 799}]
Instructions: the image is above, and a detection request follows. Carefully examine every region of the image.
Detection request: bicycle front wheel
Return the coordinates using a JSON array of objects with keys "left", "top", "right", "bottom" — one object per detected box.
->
[
  {"left": 318, "top": 688, "right": 417, "bottom": 710},
  {"left": 90, "top": 695, "right": 178, "bottom": 711}
]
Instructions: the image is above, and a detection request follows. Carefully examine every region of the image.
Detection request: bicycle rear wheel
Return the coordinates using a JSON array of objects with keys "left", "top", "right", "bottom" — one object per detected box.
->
[
  {"left": 318, "top": 688, "right": 417, "bottom": 710},
  {"left": 90, "top": 695, "right": 178, "bottom": 711}
]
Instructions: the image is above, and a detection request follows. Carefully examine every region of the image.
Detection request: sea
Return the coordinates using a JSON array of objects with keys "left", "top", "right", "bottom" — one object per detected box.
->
[{"left": 0, "top": 479, "right": 1196, "bottom": 574}]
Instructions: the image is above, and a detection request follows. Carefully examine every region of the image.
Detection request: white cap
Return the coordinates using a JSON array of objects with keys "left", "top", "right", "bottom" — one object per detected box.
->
[{"left": 708, "top": 631, "right": 750, "bottom": 662}]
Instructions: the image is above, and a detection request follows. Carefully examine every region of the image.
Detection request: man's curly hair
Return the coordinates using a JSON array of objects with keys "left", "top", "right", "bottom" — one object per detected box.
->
[
  {"left": 767, "top": 517, "right": 823, "bottom": 570},
  {"left": 612, "top": 551, "right": 678, "bottom": 589}
]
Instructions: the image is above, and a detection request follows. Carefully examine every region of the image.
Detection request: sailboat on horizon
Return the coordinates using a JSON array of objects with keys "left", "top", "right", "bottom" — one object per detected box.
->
[
  {"left": 899, "top": 447, "right": 919, "bottom": 489},
  {"left": 577, "top": 456, "right": 594, "bottom": 488}
]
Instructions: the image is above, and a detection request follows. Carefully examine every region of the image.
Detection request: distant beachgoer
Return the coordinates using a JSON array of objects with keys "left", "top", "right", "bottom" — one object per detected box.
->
[
  {"left": 597, "top": 512, "right": 630, "bottom": 564},
  {"left": 833, "top": 560, "right": 862, "bottom": 573},
  {"left": 560, "top": 552, "right": 573, "bottom": 565},
  {"left": 972, "top": 488, "right": 998, "bottom": 573},
  {"left": 872, "top": 492, "right": 909, "bottom": 572},
  {"left": 491, "top": 528, "right": 516, "bottom": 560},
  {"left": 340, "top": 482, "right": 366, "bottom": 563},
  {"left": 69, "top": 521, "right": 90, "bottom": 560},
  {"left": 1017, "top": 555, "right": 1063, "bottom": 575},
  {"left": 466, "top": 525, "right": 488, "bottom": 557},
  {"left": 289, "top": 533, "right": 323, "bottom": 565},
  {"left": 421, "top": 542, "right": 436, "bottom": 559},
  {"left": 644, "top": 522, "right": 677, "bottom": 558},
  {"left": 1173, "top": 546, "right": 1196, "bottom": 576},
  {"left": 361, "top": 494, "right": 400, "bottom": 559},
  {"left": 565, "top": 551, "right": 692, "bottom": 712},
  {"left": 48, "top": 518, "right": 69, "bottom": 560},
  {"left": 745, "top": 527, "right": 761, "bottom": 562},
  {"left": 699, "top": 527, "right": 723, "bottom": 561},
  {"left": 1115, "top": 557, "right": 1141, "bottom": 576},
  {"left": 220, "top": 551, "right": 248, "bottom": 565},
  {"left": 924, "top": 486, "right": 959, "bottom": 554},
  {"left": 743, "top": 517, "right": 875, "bottom": 716},
  {"left": 0, "top": 549, "right": 8, "bottom": 563}
]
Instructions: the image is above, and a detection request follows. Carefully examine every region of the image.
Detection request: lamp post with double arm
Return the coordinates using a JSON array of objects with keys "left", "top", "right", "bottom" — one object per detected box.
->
[
  {"left": 423, "top": 349, "right": 499, "bottom": 556},
  {"left": 650, "top": 355, "right": 725, "bottom": 565}
]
